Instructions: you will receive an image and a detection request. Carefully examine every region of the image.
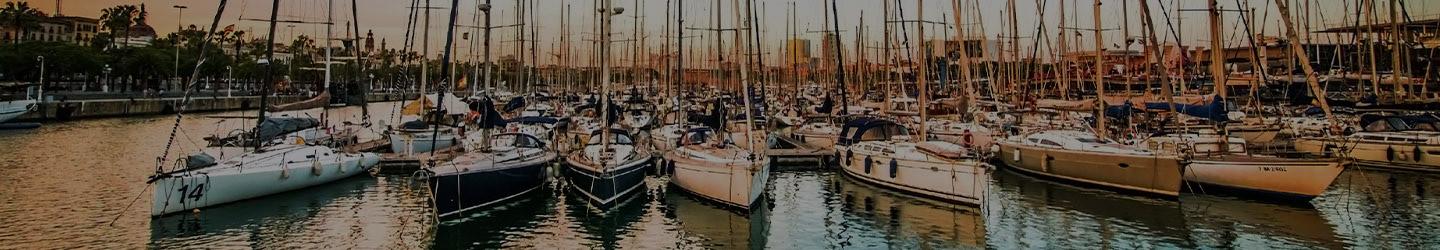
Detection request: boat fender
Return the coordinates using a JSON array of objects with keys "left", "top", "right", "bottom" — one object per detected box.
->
[
  {"left": 1415, "top": 146, "right": 1424, "bottom": 162},
  {"left": 864, "top": 156, "right": 872, "bottom": 174},
  {"left": 1387, "top": 146, "right": 1396, "bottom": 161},
  {"left": 889, "top": 159, "right": 898, "bottom": 178},
  {"left": 846, "top": 150, "right": 854, "bottom": 166},
  {"left": 312, "top": 158, "right": 323, "bottom": 176}
]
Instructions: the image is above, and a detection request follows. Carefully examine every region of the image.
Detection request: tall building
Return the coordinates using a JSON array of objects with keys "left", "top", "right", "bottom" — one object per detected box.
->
[
  {"left": 783, "top": 39, "right": 811, "bottom": 67},
  {"left": 820, "top": 33, "right": 839, "bottom": 70}
]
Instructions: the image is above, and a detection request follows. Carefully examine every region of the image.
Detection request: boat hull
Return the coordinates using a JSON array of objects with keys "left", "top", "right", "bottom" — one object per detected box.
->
[
  {"left": 665, "top": 152, "right": 770, "bottom": 210},
  {"left": 837, "top": 148, "right": 987, "bottom": 205},
  {"left": 388, "top": 129, "right": 457, "bottom": 155},
  {"left": 563, "top": 154, "right": 653, "bottom": 207},
  {"left": 793, "top": 132, "right": 836, "bottom": 149},
  {"left": 428, "top": 154, "right": 553, "bottom": 218},
  {"left": 0, "top": 100, "right": 36, "bottom": 123},
  {"left": 151, "top": 150, "right": 381, "bottom": 216},
  {"left": 1183, "top": 156, "right": 1344, "bottom": 199},
  {"left": 1295, "top": 138, "right": 1440, "bottom": 172},
  {"left": 997, "top": 142, "right": 1184, "bottom": 197}
]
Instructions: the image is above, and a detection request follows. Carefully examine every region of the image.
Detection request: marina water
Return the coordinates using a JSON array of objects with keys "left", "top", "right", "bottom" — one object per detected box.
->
[{"left": 1, "top": 102, "right": 1437, "bottom": 248}]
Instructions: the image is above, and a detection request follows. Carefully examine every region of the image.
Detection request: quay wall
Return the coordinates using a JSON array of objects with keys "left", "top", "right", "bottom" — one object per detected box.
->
[{"left": 16, "top": 93, "right": 418, "bottom": 122}]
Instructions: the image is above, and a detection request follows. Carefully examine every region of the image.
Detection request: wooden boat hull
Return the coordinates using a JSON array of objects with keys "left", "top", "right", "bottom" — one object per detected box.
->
[
  {"left": 997, "top": 142, "right": 1184, "bottom": 197},
  {"left": 836, "top": 147, "right": 987, "bottom": 205},
  {"left": 1183, "top": 156, "right": 1344, "bottom": 199},
  {"left": 151, "top": 149, "right": 381, "bottom": 216},
  {"left": 665, "top": 152, "right": 770, "bottom": 210},
  {"left": 563, "top": 154, "right": 653, "bottom": 207},
  {"left": 428, "top": 152, "right": 555, "bottom": 218},
  {"left": 1295, "top": 138, "right": 1440, "bottom": 172}
]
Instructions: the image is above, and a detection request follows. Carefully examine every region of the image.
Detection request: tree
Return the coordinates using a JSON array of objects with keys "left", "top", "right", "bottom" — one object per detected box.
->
[
  {"left": 99, "top": 5, "right": 138, "bottom": 48},
  {"left": 0, "top": 1, "right": 45, "bottom": 44}
]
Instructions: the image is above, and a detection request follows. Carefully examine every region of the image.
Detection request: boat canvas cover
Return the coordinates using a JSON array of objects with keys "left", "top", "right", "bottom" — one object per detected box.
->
[
  {"left": 504, "top": 96, "right": 527, "bottom": 113},
  {"left": 1143, "top": 95, "right": 1228, "bottom": 122},
  {"left": 256, "top": 117, "right": 320, "bottom": 141},
  {"left": 838, "top": 117, "right": 903, "bottom": 146}
]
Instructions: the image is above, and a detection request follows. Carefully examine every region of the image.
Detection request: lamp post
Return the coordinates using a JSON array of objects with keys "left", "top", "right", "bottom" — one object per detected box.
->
[
  {"left": 36, "top": 56, "right": 44, "bottom": 101},
  {"left": 103, "top": 64, "right": 111, "bottom": 93},
  {"left": 173, "top": 5, "right": 188, "bottom": 91},
  {"left": 227, "top": 66, "right": 234, "bottom": 97}
]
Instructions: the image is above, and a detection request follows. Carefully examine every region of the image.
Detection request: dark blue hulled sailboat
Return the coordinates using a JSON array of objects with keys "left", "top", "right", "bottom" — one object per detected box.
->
[{"left": 564, "top": 128, "right": 652, "bottom": 207}]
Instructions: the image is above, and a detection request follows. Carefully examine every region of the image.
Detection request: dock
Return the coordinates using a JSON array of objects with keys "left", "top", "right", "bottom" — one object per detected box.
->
[{"left": 766, "top": 133, "right": 834, "bottom": 171}]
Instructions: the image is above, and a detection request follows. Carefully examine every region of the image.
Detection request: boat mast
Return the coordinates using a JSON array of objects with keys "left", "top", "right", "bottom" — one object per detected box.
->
[
  {"left": 1205, "top": 0, "right": 1230, "bottom": 151},
  {"left": 254, "top": 0, "right": 282, "bottom": 151},
  {"left": 1273, "top": 0, "right": 1332, "bottom": 119},
  {"left": 829, "top": 0, "right": 849, "bottom": 115},
  {"left": 675, "top": 0, "right": 685, "bottom": 109},
  {"left": 350, "top": 0, "right": 370, "bottom": 124},
  {"left": 427, "top": 0, "right": 462, "bottom": 158},
  {"left": 420, "top": 0, "right": 430, "bottom": 96},
  {"left": 949, "top": 0, "right": 975, "bottom": 114},
  {"left": 1091, "top": 0, "right": 1106, "bottom": 138},
  {"left": 599, "top": 0, "right": 616, "bottom": 168},
  {"left": 733, "top": 0, "right": 757, "bottom": 156},
  {"left": 914, "top": 0, "right": 927, "bottom": 139},
  {"left": 1136, "top": 0, "right": 1171, "bottom": 112}
]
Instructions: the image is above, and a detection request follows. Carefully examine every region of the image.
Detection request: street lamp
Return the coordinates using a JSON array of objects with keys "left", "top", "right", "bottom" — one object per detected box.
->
[
  {"left": 103, "top": 64, "right": 111, "bottom": 93},
  {"left": 226, "top": 66, "right": 234, "bottom": 97},
  {"left": 173, "top": 5, "right": 188, "bottom": 91},
  {"left": 36, "top": 56, "right": 44, "bottom": 100}
]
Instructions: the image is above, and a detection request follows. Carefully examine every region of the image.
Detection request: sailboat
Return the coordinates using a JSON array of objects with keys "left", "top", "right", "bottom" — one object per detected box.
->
[
  {"left": 564, "top": 2, "right": 654, "bottom": 207},
  {"left": 386, "top": 0, "right": 461, "bottom": 156},
  {"left": 150, "top": 1, "right": 379, "bottom": 217},
  {"left": 667, "top": 0, "right": 772, "bottom": 210},
  {"left": 997, "top": 0, "right": 1183, "bottom": 198},
  {"left": 838, "top": 0, "right": 988, "bottom": 205}
]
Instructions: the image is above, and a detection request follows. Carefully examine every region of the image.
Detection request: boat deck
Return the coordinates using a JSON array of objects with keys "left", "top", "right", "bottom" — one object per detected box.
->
[{"left": 767, "top": 132, "right": 834, "bottom": 171}]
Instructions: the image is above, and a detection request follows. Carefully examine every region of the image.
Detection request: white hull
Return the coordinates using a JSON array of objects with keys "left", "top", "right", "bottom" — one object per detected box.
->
[
  {"left": 151, "top": 145, "right": 381, "bottom": 216},
  {"left": 388, "top": 129, "right": 457, "bottom": 154},
  {"left": 0, "top": 99, "right": 36, "bottom": 123},
  {"left": 1184, "top": 157, "right": 1345, "bottom": 198},
  {"left": 837, "top": 144, "right": 987, "bottom": 205},
  {"left": 665, "top": 149, "right": 770, "bottom": 210}
]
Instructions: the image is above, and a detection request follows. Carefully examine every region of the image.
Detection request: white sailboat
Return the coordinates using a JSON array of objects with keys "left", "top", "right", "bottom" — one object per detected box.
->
[{"left": 150, "top": 2, "right": 379, "bottom": 216}]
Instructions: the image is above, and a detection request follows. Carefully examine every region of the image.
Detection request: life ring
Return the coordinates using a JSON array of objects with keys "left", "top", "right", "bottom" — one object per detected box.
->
[{"left": 961, "top": 130, "right": 974, "bottom": 147}]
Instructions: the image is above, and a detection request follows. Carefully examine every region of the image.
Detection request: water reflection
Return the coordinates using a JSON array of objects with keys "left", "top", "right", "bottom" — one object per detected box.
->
[{"left": 149, "top": 176, "right": 432, "bottom": 249}]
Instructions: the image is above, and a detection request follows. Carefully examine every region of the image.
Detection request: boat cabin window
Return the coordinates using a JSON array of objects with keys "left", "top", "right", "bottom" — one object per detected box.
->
[
  {"left": 1075, "top": 137, "right": 1109, "bottom": 144},
  {"left": 494, "top": 134, "right": 543, "bottom": 148},
  {"left": 587, "top": 133, "right": 634, "bottom": 145}
]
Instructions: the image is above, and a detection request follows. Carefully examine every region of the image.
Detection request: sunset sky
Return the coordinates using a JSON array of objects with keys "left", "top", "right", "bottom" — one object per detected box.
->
[{"left": 57, "top": 0, "right": 1438, "bottom": 64}]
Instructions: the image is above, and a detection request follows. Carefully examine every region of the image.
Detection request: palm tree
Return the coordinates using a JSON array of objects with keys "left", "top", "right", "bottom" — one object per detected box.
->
[
  {"left": 99, "top": 5, "right": 138, "bottom": 48},
  {"left": 0, "top": 1, "right": 45, "bottom": 44}
]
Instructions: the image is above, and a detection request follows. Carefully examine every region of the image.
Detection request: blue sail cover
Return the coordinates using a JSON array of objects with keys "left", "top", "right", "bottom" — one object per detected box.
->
[{"left": 1144, "top": 95, "right": 1229, "bottom": 122}]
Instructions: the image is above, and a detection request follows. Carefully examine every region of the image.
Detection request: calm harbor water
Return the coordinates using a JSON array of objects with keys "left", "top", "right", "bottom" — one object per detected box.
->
[{"left": 1, "top": 102, "right": 1439, "bottom": 249}]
